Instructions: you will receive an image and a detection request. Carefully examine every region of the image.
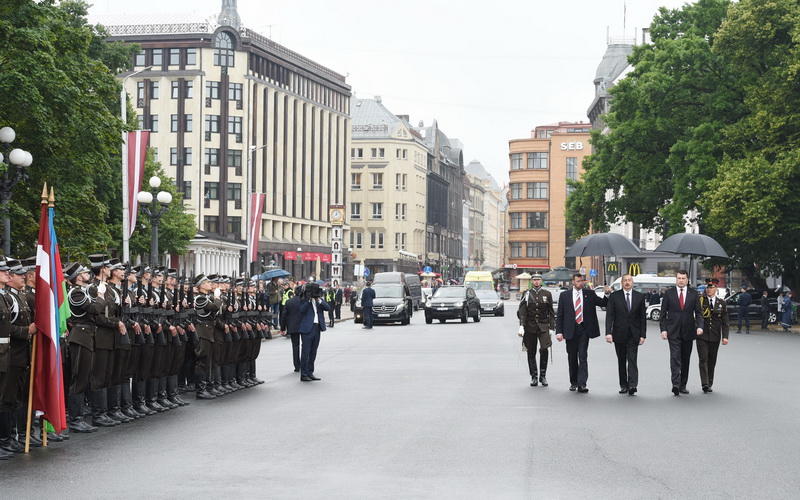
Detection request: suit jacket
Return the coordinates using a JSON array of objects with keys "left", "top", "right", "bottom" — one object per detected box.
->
[
  {"left": 298, "top": 298, "right": 331, "bottom": 334},
  {"left": 698, "top": 295, "right": 729, "bottom": 343},
  {"left": 556, "top": 288, "right": 608, "bottom": 340},
  {"left": 605, "top": 289, "right": 647, "bottom": 342},
  {"left": 283, "top": 296, "right": 302, "bottom": 334},
  {"left": 659, "top": 287, "right": 703, "bottom": 340},
  {"left": 361, "top": 287, "right": 376, "bottom": 308}
]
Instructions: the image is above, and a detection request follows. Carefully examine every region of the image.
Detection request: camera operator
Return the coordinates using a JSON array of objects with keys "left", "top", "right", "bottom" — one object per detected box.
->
[
  {"left": 297, "top": 283, "right": 330, "bottom": 382},
  {"left": 283, "top": 284, "right": 304, "bottom": 373}
]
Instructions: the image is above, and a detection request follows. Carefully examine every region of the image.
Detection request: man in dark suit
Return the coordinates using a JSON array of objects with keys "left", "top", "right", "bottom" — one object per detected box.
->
[
  {"left": 555, "top": 273, "right": 609, "bottom": 393},
  {"left": 361, "top": 281, "right": 376, "bottom": 330},
  {"left": 282, "top": 288, "right": 303, "bottom": 372},
  {"left": 697, "top": 279, "right": 729, "bottom": 393},
  {"left": 605, "top": 274, "right": 647, "bottom": 395},
  {"left": 659, "top": 270, "right": 703, "bottom": 396},
  {"left": 759, "top": 290, "right": 770, "bottom": 330},
  {"left": 297, "top": 283, "right": 330, "bottom": 381}
]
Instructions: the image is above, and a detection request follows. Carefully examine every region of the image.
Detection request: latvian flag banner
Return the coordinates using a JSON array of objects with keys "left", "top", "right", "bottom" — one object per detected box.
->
[
  {"left": 127, "top": 130, "right": 150, "bottom": 238},
  {"left": 248, "top": 193, "right": 267, "bottom": 264},
  {"left": 33, "top": 189, "right": 70, "bottom": 433}
]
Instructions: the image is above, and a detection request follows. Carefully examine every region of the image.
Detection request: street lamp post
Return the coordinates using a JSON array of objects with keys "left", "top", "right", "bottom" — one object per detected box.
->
[
  {"left": 136, "top": 175, "right": 172, "bottom": 268},
  {"left": 0, "top": 127, "right": 33, "bottom": 256}
]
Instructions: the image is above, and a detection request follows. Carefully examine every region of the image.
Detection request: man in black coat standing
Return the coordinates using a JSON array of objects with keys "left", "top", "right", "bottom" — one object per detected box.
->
[
  {"left": 282, "top": 288, "right": 303, "bottom": 372},
  {"left": 555, "top": 273, "right": 609, "bottom": 393},
  {"left": 760, "top": 290, "right": 770, "bottom": 330},
  {"left": 361, "top": 282, "right": 376, "bottom": 330},
  {"left": 659, "top": 270, "right": 703, "bottom": 396},
  {"left": 605, "top": 274, "right": 647, "bottom": 395}
]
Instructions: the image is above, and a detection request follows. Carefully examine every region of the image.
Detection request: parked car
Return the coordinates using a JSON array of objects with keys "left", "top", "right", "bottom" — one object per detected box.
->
[
  {"left": 404, "top": 273, "right": 423, "bottom": 310},
  {"left": 644, "top": 289, "right": 795, "bottom": 324},
  {"left": 476, "top": 289, "right": 504, "bottom": 316},
  {"left": 424, "top": 285, "right": 481, "bottom": 324},
  {"left": 353, "top": 282, "right": 413, "bottom": 325}
]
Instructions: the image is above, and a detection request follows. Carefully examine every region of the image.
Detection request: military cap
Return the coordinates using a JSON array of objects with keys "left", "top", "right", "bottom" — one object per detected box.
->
[
  {"left": 87, "top": 253, "right": 109, "bottom": 269},
  {"left": 705, "top": 278, "right": 719, "bottom": 286},
  {"left": 166, "top": 268, "right": 178, "bottom": 278},
  {"left": 207, "top": 274, "right": 219, "bottom": 282},
  {"left": 65, "top": 262, "right": 90, "bottom": 281},
  {"left": 106, "top": 258, "right": 125, "bottom": 271},
  {"left": 7, "top": 259, "right": 26, "bottom": 275},
  {"left": 0, "top": 257, "right": 9, "bottom": 272},
  {"left": 152, "top": 266, "right": 166, "bottom": 276},
  {"left": 21, "top": 256, "right": 37, "bottom": 272},
  {"left": 194, "top": 274, "right": 210, "bottom": 286},
  {"left": 532, "top": 272, "right": 543, "bottom": 279}
]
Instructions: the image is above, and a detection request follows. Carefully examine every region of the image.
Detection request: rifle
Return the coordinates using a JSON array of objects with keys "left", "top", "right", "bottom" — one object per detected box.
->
[
  {"left": 184, "top": 275, "right": 199, "bottom": 344},
  {"left": 229, "top": 272, "right": 240, "bottom": 341},
  {"left": 154, "top": 275, "right": 167, "bottom": 346}
]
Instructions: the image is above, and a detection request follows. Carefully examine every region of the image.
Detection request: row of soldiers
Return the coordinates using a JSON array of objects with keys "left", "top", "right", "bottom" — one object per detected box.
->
[{"left": 0, "top": 254, "right": 273, "bottom": 459}]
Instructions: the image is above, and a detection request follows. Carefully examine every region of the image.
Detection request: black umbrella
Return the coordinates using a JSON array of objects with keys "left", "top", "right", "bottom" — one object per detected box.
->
[
  {"left": 541, "top": 266, "right": 575, "bottom": 282},
  {"left": 565, "top": 232, "right": 641, "bottom": 257},
  {"left": 654, "top": 233, "right": 728, "bottom": 259}
]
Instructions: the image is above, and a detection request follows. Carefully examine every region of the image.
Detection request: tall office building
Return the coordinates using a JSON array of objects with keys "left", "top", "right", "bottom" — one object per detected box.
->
[{"left": 108, "top": 1, "right": 351, "bottom": 277}]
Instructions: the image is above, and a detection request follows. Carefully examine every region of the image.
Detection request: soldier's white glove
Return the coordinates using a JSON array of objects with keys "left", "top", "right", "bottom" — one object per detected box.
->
[
  {"left": 213, "top": 288, "right": 222, "bottom": 298},
  {"left": 97, "top": 282, "right": 106, "bottom": 296},
  {"left": 517, "top": 326, "right": 524, "bottom": 337}
]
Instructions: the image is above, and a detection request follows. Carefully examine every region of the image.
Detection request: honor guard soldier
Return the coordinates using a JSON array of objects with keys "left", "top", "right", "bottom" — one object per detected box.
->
[
  {"left": 0, "top": 258, "right": 15, "bottom": 459},
  {"left": 517, "top": 273, "right": 555, "bottom": 387},
  {"left": 164, "top": 269, "right": 189, "bottom": 407},
  {"left": 104, "top": 259, "right": 133, "bottom": 424},
  {"left": 64, "top": 262, "right": 99, "bottom": 433},
  {"left": 119, "top": 265, "right": 145, "bottom": 420},
  {"left": 132, "top": 265, "right": 158, "bottom": 416},
  {"left": 697, "top": 279, "right": 729, "bottom": 393},
  {"left": 193, "top": 274, "right": 219, "bottom": 399}
]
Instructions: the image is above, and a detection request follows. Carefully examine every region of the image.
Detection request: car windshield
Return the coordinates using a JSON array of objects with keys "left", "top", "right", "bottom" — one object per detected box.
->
[
  {"left": 476, "top": 290, "right": 499, "bottom": 300},
  {"left": 433, "top": 287, "right": 465, "bottom": 298},
  {"left": 465, "top": 281, "right": 494, "bottom": 291},
  {"left": 371, "top": 284, "right": 404, "bottom": 298}
]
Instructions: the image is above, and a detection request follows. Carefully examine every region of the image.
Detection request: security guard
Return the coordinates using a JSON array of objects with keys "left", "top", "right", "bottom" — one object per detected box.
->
[
  {"left": 697, "top": 279, "right": 729, "bottom": 393},
  {"left": 517, "top": 273, "right": 555, "bottom": 387}
]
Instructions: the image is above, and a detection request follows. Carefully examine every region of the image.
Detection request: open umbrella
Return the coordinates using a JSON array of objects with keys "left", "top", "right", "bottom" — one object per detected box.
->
[
  {"left": 654, "top": 233, "right": 729, "bottom": 283},
  {"left": 542, "top": 266, "right": 574, "bottom": 282},
  {"left": 514, "top": 272, "right": 532, "bottom": 280},
  {"left": 260, "top": 269, "right": 290, "bottom": 280},
  {"left": 566, "top": 232, "right": 640, "bottom": 257}
]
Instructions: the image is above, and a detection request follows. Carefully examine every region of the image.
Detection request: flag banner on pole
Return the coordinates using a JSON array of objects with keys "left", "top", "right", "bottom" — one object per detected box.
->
[
  {"left": 127, "top": 130, "right": 150, "bottom": 238},
  {"left": 32, "top": 195, "right": 68, "bottom": 434},
  {"left": 248, "top": 193, "right": 266, "bottom": 264}
]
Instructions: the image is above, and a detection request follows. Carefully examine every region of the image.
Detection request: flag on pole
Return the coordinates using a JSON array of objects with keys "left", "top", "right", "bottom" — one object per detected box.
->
[
  {"left": 126, "top": 130, "right": 150, "bottom": 238},
  {"left": 32, "top": 187, "right": 68, "bottom": 434},
  {"left": 247, "top": 193, "right": 266, "bottom": 264}
]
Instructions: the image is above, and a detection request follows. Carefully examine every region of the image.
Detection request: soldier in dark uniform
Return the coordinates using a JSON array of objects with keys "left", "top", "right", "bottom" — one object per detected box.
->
[
  {"left": 103, "top": 259, "right": 133, "bottom": 424},
  {"left": 212, "top": 275, "right": 230, "bottom": 396},
  {"left": 697, "top": 279, "right": 729, "bottom": 393},
  {"left": 132, "top": 265, "right": 157, "bottom": 416},
  {"left": 193, "top": 274, "right": 219, "bottom": 399},
  {"left": 178, "top": 277, "right": 198, "bottom": 394},
  {"left": 0, "top": 259, "right": 38, "bottom": 450},
  {"left": 517, "top": 273, "right": 555, "bottom": 387},
  {"left": 0, "top": 258, "right": 26, "bottom": 457},
  {"left": 120, "top": 266, "right": 144, "bottom": 419},
  {"left": 164, "top": 269, "right": 189, "bottom": 407},
  {"left": 64, "top": 262, "right": 99, "bottom": 433}
]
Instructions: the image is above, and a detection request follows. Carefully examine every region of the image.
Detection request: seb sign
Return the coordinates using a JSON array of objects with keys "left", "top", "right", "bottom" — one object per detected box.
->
[{"left": 560, "top": 142, "right": 585, "bottom": 151}]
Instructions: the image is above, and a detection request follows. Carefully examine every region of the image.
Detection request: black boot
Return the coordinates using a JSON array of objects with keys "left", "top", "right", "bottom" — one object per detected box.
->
[
  {"left": 539, "top": 350, "right": 549, "bottom": 387},
  {"left": 146, "top": 380, "right": 166, "bottom": 413},
  {"left": 133, "top": 380, "right": 155, "bottom": 416},
  {"left": 68, "top": 393, "right": 98, "bottom": 433},
  {"left": 530, "top": 369, "right": 538, "bottom": 387},
  {"left": 0, "top": 411, "right": 22, "bottom": 453},
  {"left": 90, "top": 390, "right": 118, "bottom": 427},
  {"left": 167, "top": 375, "right": 189, "bottom": 406},
  {"left": 195, "top": 380, "right": 216, "bottom": 400},
  {"left": 120, "top": 381, "right": 143, "bottom": 419},
  {"left": 108, "top": 385, "right": 133, "bottom": 423}
]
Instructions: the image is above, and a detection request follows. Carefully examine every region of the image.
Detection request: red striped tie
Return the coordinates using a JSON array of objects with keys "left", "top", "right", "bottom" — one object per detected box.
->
[{"left": 575, "top": 294, "right": 583, "bottom": 324}]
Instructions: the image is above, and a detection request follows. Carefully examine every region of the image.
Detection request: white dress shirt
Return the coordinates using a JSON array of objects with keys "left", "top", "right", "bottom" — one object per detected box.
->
[{"left": 312, "top": 299, "right": 319, "bottom": 324}]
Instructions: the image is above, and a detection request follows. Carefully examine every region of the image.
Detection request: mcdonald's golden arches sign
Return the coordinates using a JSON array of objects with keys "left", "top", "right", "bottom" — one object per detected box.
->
[{"left": 628, "top": 262, "right": 642, "bottom": 276}]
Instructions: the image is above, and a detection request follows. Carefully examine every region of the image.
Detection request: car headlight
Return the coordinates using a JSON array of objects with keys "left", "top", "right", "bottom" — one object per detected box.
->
[
  {"left": 496, "top": 301, "right": 502, "bottom": 307},
  {"left": 425, "top": 300, "right": 431, "bottom": 307},
  {"left": 455, "top": 301, "right": 463, "bottom": 308},
  {"left": 395, "top": 303, "right": 404, "bottom": 311}
]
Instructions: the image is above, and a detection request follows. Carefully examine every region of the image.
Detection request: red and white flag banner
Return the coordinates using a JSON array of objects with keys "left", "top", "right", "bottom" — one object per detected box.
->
[
  {"left": 248, "top": 193, "right": 267, "bottom": 263},
  {"left": 127, "top": 130, "right": 150, "bottom": 238}
]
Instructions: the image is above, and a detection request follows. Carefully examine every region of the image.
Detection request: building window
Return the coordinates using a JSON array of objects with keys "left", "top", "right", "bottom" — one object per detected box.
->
[
  {"left": 169, "top": 48, "right": 180, "bottom": 66},
  {"left": 395, "top": 203, "right": 407, "bottom": 220},
  {"left": 370, "top": 147, "right": 385, "bottom": 159},
  {"left": 351, "top": 231, "right": 363, "bottom": 249},
  {"left": 185, "top": 81, "right": 193, "bottom": 98},
  {"left": 526, "top": 242, "right": 547, "bottom": 258},
  {"left": 182, "top": 147, "right": 192, "bottom": 166},
  {"left": 203, "top": 216, "right": 219, "bottom": 233},
  {"left": 350, "top": 202, "right": 361, "bottom": 220},
  {"left": 510, "top": 183, "right": 522, "bottom": 200},
  {"left": 527, "top": 212, "right": 548, "bottom": 229},
  {"left": 352, "top": 148, "right": 363, "bottom": 159},
  {"left": 228, "top": 83, "right": 243, "bottom": 102},
  {"left": 135, "top": 50, "right": 146, "bottom": 66},
  {"left": 511, "top": 242, "right": 522, "bottom": 258},
  {"left": 149, "top": 115, "right": 158, "bottom": 133},
  {"left": 227, "top": 183, "right": 242, "bottom": 209},
  {"left": 204, "top": 182, "right": 219, "bottom": 200},
  {"left": 206, "top": 81, "right": 221, "bottom": 99},
  {"left": 151, "top": 49, "right": 163, "bottom": 66},
  {"left": 395, "top": 173, "right": 407, "bottom": 190},
  {"left": 371, "top": 202, "right": 383, "bottom": 219},
  {"left": 228, "top": 116, "right": 242, "bottom": 139},
  {"left": 171, "top": 114, "right": 179, "bottom": 132},
  {"left": 566, "top": 157, "right": 579, "bottom": 180},
  {"left": 510, "top": 212, "right": 522, "bottom": 229},
  {"left": 184, "top": 114, "right": 193, "bottom": 132},
  {"left": 351, "top": 173, "right": 361, "bottom": 189},
  {"left": 169, "top": 147, "right": 178, "bottom": 166},
  {"left": 205, "top": 115, "right": 220, "bottom": 133},
  {"left": 171, "top": 81, "right": 180, "bottom": 99},
  {"left": 527, "top": 182, "right": 548, "bottom": 199},
  {"left": 528, "top": 152, "right": 548, "bottom": 169},
  {"left": 136, "top": 115, "right": 144, "bottom": 129},
  {"left": 227, "top": 149, "right": 242, "bottom": 168},
  {"left": 136, "top": 81, "right": 145, "bottom": 105},
  {"left": 182, "top": 181, "right": 192, "bottom": 200},
  {"left": 186, "top": 48, "right": 197, "bottom": 66},
  {"left": 205, "top": 148, "right": 220, "bottom": 166},
  {"left": 395, "top": 233, "right": 407, "bottom": 250},
  {"left": 213, "top": 31, "right": 235, "bottom": 67},
  {"left": 510, "top": 153, "right": 522, "bottom": 170},
  {"left": 371, "top": 173, "right": 383, "bottom": 189},
  {"left": 370, "top": 232, "right": 384, "bottom": 249},
  {"left": 149, "top": 81, "right": 159, "bottom": 99}
]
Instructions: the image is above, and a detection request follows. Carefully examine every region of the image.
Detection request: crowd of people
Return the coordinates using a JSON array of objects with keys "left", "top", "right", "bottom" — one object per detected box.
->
[{"left": 0, "top": 255, "right": 272, "bottom": 460}]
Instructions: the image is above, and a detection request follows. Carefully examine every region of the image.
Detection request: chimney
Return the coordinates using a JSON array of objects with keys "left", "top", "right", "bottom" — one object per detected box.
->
[{"left": 375, "top": 95, "right": 382, "bottom": 103}]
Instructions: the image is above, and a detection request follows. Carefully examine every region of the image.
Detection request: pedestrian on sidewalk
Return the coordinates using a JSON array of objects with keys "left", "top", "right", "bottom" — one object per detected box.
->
[
  {"left": 760, "top": 291, "right": 770, "bottom": 330},
  {"left": 736, "top": 287, "right": 752, "bottom": 334},
  {"left": 266, "top": 278, "right": 282, "bottom": 329},
  {"left": 361, "top": 281, "right": 375, "bottom": 330}
]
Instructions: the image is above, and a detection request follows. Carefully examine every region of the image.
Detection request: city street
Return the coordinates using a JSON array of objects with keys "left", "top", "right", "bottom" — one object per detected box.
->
[{"left": 2, "top": 301, "right": 799, "bottom": 499}]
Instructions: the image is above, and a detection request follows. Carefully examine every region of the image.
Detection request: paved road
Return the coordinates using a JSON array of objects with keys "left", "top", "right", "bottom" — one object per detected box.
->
[{"left": 2, "top": 302, "right": 799, "bottom": 499}]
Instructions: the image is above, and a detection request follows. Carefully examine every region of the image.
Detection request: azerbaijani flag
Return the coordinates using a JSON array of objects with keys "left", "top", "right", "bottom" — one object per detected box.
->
[{"left": 32, "top": 187, "right": 68, "bottom": 434}]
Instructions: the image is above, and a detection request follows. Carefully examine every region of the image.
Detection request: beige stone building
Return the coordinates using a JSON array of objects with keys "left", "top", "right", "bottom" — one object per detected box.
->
[
  {"left": 464, "top": 160, "right": 504, "bottom": 271},
  {"left": 507, "top": 122, "right": 592, "bottom": 276},
  {"left": 108, "top": 1, "right": 351, "bottom": 277},
  {"left": 348, "top": 97, "right": 428, "bottom": 274}
]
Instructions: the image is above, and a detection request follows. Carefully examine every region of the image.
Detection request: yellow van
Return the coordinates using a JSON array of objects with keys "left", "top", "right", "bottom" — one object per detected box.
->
[{"left": 464, "top": 271, "right": 495, "bottom": 291}]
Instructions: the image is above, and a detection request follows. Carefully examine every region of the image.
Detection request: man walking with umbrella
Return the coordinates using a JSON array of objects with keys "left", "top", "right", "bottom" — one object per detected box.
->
[{"left": 659, "top": 270, "right": 704, "bottom": 396}]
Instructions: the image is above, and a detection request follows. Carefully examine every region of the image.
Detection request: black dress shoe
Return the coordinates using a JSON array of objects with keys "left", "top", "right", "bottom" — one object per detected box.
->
[
  {"left": 47, "top": 432, "right": 64, "bottom": 442},
  {"left": 672, "top": 386, "right": 680, "bottom": 396},
  {"left": 0, "top": 438, "right": 23, "bottom": 453},
  {"left": 679, "top": 387, "right": 689, "bottom": 395},
  {"left": 569, "top": 384, "right": 577, "bottom": 391},
  {"left": 110, "top": 409, "right": 133, "bottom": 423},
  {"left": 309, "top": 375, "right": 321, "bottom": 381},
  {"left": 539, "top": 375, "right": 548, "bottom": 387},
  {"left": 0, "top": 448, "right": 13, "bottom": 460},
  {"left": 294, "top": 368, "right": 300, "bottom": 373},
  {"left": 530, "top": 376, "right": 538, "bottom": 387},
  {"left": 300, "top": 376, "right": 313, "bottom": 382},
  {"left": 135, "top": 403, "right": 156, "bottom": 416},
  {"left": 577, "top": 386, "right": 589, "bottom": 393},
  {"left": 147, "top": 401, "right": 167, "bottom": 413},
  {"left": 93, "top": 414, "right": 118, "bottom": 427},
  {"left": 702, "top": 385, "right": 710, "bottom": 393},
  {"left": 196, "top": 389, "right": 216, "bottom": 400},
  {"left": 619, "top": 387, "right": 629, "bottom": 394},
  {"left": 628, "top": 387, "right": 637, "bottom": 396}
]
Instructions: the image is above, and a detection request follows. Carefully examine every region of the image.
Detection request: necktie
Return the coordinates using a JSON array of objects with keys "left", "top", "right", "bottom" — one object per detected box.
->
[
  {"left": 575, "top": 293, "right": 583, "bottom": 324},
  {"left": 679, "top": 289, "right": 685, "bottom": 310},
  {"left": 626, "top": 292, "right": 631, "bottom": 312}
]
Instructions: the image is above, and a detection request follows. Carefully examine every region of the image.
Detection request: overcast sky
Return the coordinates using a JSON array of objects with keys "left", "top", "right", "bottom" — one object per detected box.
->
[{"left": 90, "top": 0, "right": 690, "bottom": 185}]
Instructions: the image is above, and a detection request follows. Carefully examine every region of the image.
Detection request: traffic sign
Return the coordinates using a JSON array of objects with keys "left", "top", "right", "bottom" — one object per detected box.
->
[
  {"left": 423, "top": 266, "right": 432, "bottom": 273},
  {"left": 589, "top": 269, "right": 597, "bottom": 277},
  {"left": 364, "top": 267, "right": 371, "bottom": 277}
]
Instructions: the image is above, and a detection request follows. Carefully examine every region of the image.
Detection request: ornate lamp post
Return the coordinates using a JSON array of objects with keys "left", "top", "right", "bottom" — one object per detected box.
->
[
  {"left": 136, "top": 175, "right": 172, "bottom": 267},
  {"left": 0, "top": 126, "right": 33, "bottom": 255}
]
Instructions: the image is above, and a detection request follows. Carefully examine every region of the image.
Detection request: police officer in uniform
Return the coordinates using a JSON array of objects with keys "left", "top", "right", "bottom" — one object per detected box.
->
[
  {"left": 517, "top": 273, "right": 555, "bottom": 387},
  {"left": 193, "top": 274, "right": 219, "bottom": 399},
  {"left": 697, "top": 279, "right": 729, "bottom": 393}
]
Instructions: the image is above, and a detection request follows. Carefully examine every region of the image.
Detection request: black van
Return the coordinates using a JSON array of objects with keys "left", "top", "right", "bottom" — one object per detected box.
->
[
  {"left": 404, "top": 273, "right": 423, "bottom": 310},
  {"left": 354, "top": 272, "right": 414, "bottom": 325}
]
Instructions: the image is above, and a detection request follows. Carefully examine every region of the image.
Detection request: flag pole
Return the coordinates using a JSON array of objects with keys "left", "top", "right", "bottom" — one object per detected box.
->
[
  {"left": 40, "top": 187, "right": 56, "bottom": 448},
  {"left": 25, "top": 183, "right": 48, "bottom": 453}
]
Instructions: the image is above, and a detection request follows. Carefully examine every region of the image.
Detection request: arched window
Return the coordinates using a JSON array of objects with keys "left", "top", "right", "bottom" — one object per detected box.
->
[{"left": 214, "top": 31, "right": 235, "bottom": 67}]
